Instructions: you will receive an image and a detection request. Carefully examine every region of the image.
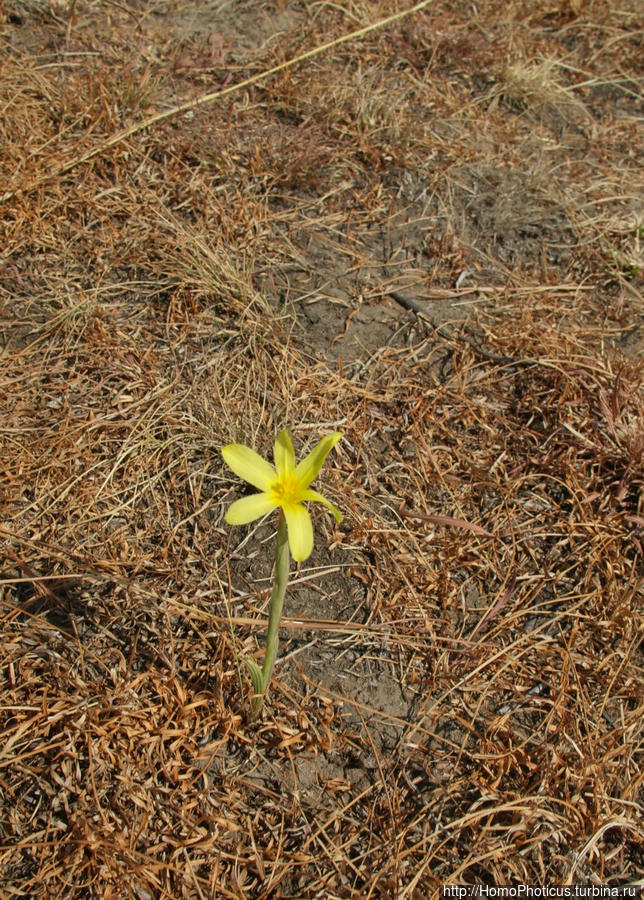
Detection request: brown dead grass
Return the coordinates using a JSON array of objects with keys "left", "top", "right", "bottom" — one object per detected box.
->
[{"left": 1, "top": 0, "right": 643, "bottom": 897}]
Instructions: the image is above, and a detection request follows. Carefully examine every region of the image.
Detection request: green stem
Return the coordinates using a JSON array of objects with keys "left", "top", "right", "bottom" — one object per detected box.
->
[{"left": 248, "top": 510, "right": 290, "bottom": 722}]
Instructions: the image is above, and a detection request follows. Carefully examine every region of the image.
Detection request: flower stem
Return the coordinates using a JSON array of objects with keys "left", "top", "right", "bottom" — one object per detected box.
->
[{"left": 248, "top": 510, "right": 290, "bottom": 722}]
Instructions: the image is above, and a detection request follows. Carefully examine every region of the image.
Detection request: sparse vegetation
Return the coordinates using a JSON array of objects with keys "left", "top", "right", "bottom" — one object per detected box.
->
[{"left": 1, "top": 0, "right": 642, "bottom": 896}]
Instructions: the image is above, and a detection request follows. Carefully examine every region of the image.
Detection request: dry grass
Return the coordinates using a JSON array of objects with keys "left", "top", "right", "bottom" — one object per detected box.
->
[{"left": 1, "top": 0, "right": 643, "bottom": 896}]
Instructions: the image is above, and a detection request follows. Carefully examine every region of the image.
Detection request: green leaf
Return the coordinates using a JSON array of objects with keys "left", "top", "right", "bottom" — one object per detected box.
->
[{"left": 244, "top": 656, "right": 266, "bottom": 697}]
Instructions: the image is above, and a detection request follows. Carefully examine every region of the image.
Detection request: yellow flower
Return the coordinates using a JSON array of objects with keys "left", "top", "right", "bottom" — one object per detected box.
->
[{"left": 222, "top": 429, "right": 343, "bottom": 562}]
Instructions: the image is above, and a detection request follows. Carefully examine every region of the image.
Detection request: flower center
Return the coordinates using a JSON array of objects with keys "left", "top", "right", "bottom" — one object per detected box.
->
[{"left": 271, "top": 473, "right": 300, "bottom": 505}]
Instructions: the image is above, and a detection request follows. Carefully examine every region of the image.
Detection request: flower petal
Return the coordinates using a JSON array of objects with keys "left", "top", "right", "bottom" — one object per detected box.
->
[
  {"left": 295, "top": 432, "right": 342, "bottom": 489},
  {"left": 225, "top": 493, "right": 277, "bottom": 525},
  {"left": 301, "top": 488, "right": 343, "bottom": 524},
  {"left": 222, "top": 444, "right": 276, "bottom": 491},
  {"left": 282, "top": 502, "right": 314, "bottom": 562},
  {"left": 273, "top": 429, "right": 296, "bottom": 479}
]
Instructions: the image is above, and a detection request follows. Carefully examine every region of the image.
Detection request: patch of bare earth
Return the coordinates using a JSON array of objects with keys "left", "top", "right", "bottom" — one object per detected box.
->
[{"left": 1, "top": 0, "right": 642, "bottom": 896}]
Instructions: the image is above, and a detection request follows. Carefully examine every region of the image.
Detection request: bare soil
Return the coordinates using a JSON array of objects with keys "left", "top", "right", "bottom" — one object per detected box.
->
[{"left": 1, "top": 1, "right": 642, "bottom": 897}]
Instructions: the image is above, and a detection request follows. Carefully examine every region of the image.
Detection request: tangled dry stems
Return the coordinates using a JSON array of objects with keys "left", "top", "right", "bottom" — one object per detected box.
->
[{"left": 1, "top": 0, "right": 643, "bottom": 896}]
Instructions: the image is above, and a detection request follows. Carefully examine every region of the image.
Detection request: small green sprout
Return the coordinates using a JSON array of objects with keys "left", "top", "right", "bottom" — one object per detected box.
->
[{"left": 222, "top": 429, "right": 342, "bottom": 722}]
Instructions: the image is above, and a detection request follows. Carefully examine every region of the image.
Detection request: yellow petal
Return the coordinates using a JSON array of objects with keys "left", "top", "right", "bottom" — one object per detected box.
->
[
  {"left": 301, "top": 488, "right": 343, "bottom": 524},
  {"left": 274, "top": 429, "right": 295, "bottom": 480},
  {"left": 222, "top": 444, "right": 276, "bottom": 491},
  {"left": 282, "top": 502, "right": 314, "bottom": 562},
  {"left": 295, "top": 432, "right": 342, "bottom": 489},
  {"left": 225, "top": 493, "right": 277, "bottom": 525}
]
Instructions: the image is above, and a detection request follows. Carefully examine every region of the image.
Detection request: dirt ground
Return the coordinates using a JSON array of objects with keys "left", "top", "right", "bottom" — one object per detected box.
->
[{"left": 1, "top": 0, "right": 643, "bottom": 897}]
